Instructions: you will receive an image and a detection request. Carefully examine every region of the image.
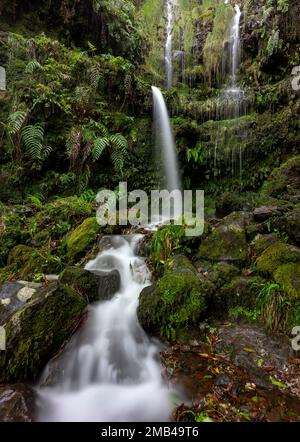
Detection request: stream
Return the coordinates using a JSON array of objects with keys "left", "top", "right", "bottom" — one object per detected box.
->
[{"left": 37, "top": 235, "right": 171, "bottom": 422}]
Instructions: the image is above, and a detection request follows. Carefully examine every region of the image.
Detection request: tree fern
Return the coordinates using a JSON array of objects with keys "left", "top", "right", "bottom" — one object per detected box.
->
[
  {"left": 22, "top": 124, "right": 44, "bottom": 160},
  {"left": 92, "top": 137, "right": 110, "bottom": 161}
]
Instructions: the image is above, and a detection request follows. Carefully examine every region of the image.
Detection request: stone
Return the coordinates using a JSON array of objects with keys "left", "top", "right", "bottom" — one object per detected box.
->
[
  {"left": 66, "top": 217, "right": 101, "bottom": 261},
  {"left": 253, "top": 206, "right": 279, "bottom": 222},
  {"left": 0, "top": 384, "right": 35, "bottom": 422},
  {"left": 256, "top": 242, "right": 300, "bottom": 275}
]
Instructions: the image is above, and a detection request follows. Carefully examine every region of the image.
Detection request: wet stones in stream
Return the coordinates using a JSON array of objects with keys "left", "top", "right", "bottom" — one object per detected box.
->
[{"left": 162, "top": 321, "right": 300, "bottom": 422}]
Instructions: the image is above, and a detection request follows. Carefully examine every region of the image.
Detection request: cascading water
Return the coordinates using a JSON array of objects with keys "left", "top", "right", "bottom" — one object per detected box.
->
[
  {"left": 165, "top": 0, "right": 174, "bottom": 89},
  {"left": 230, "top": 4, "right": 242, "bottom": 86},
  {"left": 214, "top": 3, "right": 246, "bottom": 183},
  {"left": 152, "top": 85, "right": 182, "bottom": 219},
  {"left": 36, "top": 235, "right": 171, "bottom": 421}
]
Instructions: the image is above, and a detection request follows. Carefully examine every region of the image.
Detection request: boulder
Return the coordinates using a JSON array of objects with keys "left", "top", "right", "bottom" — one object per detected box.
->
[
  {"left": 0, "top": 281, "right": 87, "bottom": 383},
  {"left": 253, "top": 206, "right": 279, "bottom": 222},
  {"left": 251, "top": 233, "right": 278, "bottom": 255},
  {"left": 198, "top": 212, "right": 249, "bottom": 265},
  {"left": 274, "top": 263, "right": 300, "bottom": 300},
  {"left": 60, "top": 267, "right": 120, "bottom": 302},
  {"left": 256, "top": 242, "right": 300, "bottom": 275},
  {"left": 0, "top": 384, "right": 35, "bottom": 422},
  {"left": 0, "top": 280, "right": 41, "bottom": 324},
  {"left": 66, "top": 217, "right": 101, "bottom": 261},
  {"left": 138, "top": 256, "right": 213, "bottom": 340}
]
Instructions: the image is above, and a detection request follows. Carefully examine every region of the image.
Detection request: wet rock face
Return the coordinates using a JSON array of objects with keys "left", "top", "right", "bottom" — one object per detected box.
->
[{"left": 0, "top": 384, "right": 35, "bottom": 422}]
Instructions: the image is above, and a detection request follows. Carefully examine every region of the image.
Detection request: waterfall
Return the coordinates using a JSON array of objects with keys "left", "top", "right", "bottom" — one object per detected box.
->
[
  {"left": 165, "top": 0, "right": 174, "bottom": 89},
  {"left": 37, "top": 235, "right": 171, "bottom": 421},
  {"left": 230, "top": 4, "right": 242, "bottom": 86},
  {"left": 214, "top": 3, "right": 246, "bottom": 184},
  {"left": 152, "top": 85, "right": 182, "bottom": 219}
]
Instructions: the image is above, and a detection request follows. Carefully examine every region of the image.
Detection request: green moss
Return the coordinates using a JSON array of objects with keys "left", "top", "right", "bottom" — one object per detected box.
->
[
  {"left": 198, "top": 218, "right": 248, "bottom": 264},
  {"left": 0, "top": 282, "right": 87, "bottom": 383},
  {"left": 66, "top": 217, "right": 101, "bottom": 261},
  {"left": 138, "top": 257, "right": 214, "bottom": 340},
  {"left": 256, "top": 242, "right": 300, "bottom": 275},
  {"left": 60, "top": 267, "right": 100, "bottom": 303},
  {"left": 274, "top": 263, "right": 300, "bottom": 299},
  {"left": 261, "top": 155, "right": 300, "bottom": 198}
]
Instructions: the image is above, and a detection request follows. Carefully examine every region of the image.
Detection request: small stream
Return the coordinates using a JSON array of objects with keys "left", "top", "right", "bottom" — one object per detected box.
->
[{"left": 37, "top": 235, "right": 171, "bottom": 422}]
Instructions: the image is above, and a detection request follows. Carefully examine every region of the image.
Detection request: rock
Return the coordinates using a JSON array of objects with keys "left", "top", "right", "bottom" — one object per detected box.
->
[
  {"left": 275, "top": 210, "right": 300, "bottom": 246},
  {"left": 215, "top": 192, "right": 245, "bottom": 218},
  {"left": 256, "top": 242, "right": 300, "bottom": 275},
  {"left": 60, "top": 267, "right": 120, "bottom": 302},
  {"left": 214, "top": 374, "right": 231, "bottom": 388},
  {"left": 138, "top": 256, "right": 213, "bottom": 339},
  {"left": 261, "top": 155, "right": 300, "bottom": 199},
  {"left": 0, "top": 281, "right": 88, "bottom": 383},
  {"left": 198, "top": 212, "right": 249, "bottom": 264},
  {"left": 66, "top": 217, "right": 101, "bottom": 261},
  {"left": 251, "top": 233, "right": 278, "bottom": 255},
  {"left": 212, "top": 275, "right": 264, "bottom": 318},
  {"left": 7, "top": 244, "right": 46, "bottom": 278},
  {"left": 274, "top": 263, "right": 300, "bottom": 299},
  {"left": 0, "top": 384, "right": 35, "bottom": 422},
  {"left": 0, "top": 281, "right": 39, "bottom": 324},
  {"left": 253, "top": 206, "right": 279, "bottom": 222}
]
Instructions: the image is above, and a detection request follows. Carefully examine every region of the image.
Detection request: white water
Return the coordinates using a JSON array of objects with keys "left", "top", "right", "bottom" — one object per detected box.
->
[
  {"left": 37, "top": 235, "right": 171, "bottom": 422},
  {"left": 152, "top": 85, "right": 182, "bottom": 219},
  {"left": 165, "top": 0, "right": 174, "bottom": 89},
  {"left": 230, "top": 4, "right": 242, "bottom": 86}
]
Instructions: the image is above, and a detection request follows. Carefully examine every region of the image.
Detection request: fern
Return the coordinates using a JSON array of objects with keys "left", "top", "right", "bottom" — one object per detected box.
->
[
  {"left": 92, "top": 137, "right": 110, "bottom": 161},
  {"left": 111, "top": 148, "right": 125, "bottom": 174},
  {"left": 7, "top": 110, "right": 27, "bottom": 135},
  {"left": 22, "top": 124, "right": 44, "bottom": 160},
  {"left": 25, "top": 59, "right": 43, "bottom": 74}
]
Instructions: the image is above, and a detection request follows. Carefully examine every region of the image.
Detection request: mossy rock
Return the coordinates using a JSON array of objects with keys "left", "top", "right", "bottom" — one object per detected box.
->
[
  {"left": 251, "top": 233, "right": 278, "bottom": 256},
  {"left": 274, "top": 263, "right": 300, "bottom": 299},
  {"left": 212, "top": 276, "right": 264, "bottom": 318},
  {"left": 198, "top": 213, "right": 249, "bottom": 264},
  {"left": 137, "top": 257, "right": 213, "bottom": 340},
  {"left": 256, "top": 242, "right": 300, "bottom": 276},
  {"left": 0, "top": 210, "right": 27, "bottom": 268},
  {"left": 66, "top": 217, "right": 101, "bottom": 262},
  {"left": 60, "top": 266, "right": 120, "bottom": 303},
  {"left": 261, "top": 155, "right": 300, "bottom": 198},
  {"left": 7, "top": 245, "right": 48, "bottom": 279},
  {"left": 215, "top": 192, "right": 245, "bottom": 218},
  {"left": 0, "top": 282, "right": 87, "bottom": 383},
  {"left": 26, "top": 197, "right": 93, "bottom": 244}
]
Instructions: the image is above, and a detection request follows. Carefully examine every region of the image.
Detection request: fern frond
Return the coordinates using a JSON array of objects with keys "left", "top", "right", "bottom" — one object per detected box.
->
[
  {"left": 25, "top": 59, "right": 43, "bottom": 74},
  {"left": 92, "top": 137, "right": 110, "bottom": 161},
  {"left": 109, "top": 133, "right": 128, "bottom": 154},
  {"left": 21, "top": 124, "right": 44, "bottom": 160},
  {"left": 111, "top": 148, "right": 125, "bottom": 174},
  {"left": 7, "top": 111, "right": 27, "bottom": 135}
]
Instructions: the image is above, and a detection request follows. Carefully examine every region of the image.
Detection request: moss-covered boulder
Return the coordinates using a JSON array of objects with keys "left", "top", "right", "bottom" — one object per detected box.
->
[
  {"left": 7, "top": 245, "right": 48, "bottom": 279},
  {"left": 66, "top": 217, "right": 101, "bottom": 262},
  {"left": 60, "top": 266, "right": 120, "bottom": 303},
  {"left": 0, "top": 209, "right": 26, "bottom": 268},
  {"left": 251, "top": 233, "right": 278, "bottom": 256},
  {"left": 137, "top": 256, "right": 213, "bottom": 340},
  {"left": 213, "top": 276, "right": 264, "bottom": 318},
  {"left": 261, "top": 156, "right": 300, "bottom": 199},
  {"left": 0, "top": 281, "right": 87, "bottom": 383},
  {"left": 274, "top": 263, "right": 300, "bottom": 299},
  {"left": 215, "top": 192, "right": 245, "bottom": 218},
  {"left": 256, "top": 242, "right": 300, "bottom": 275},
  {"left": 198, "top": 213, "right": 249, "bottom": 264}
]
